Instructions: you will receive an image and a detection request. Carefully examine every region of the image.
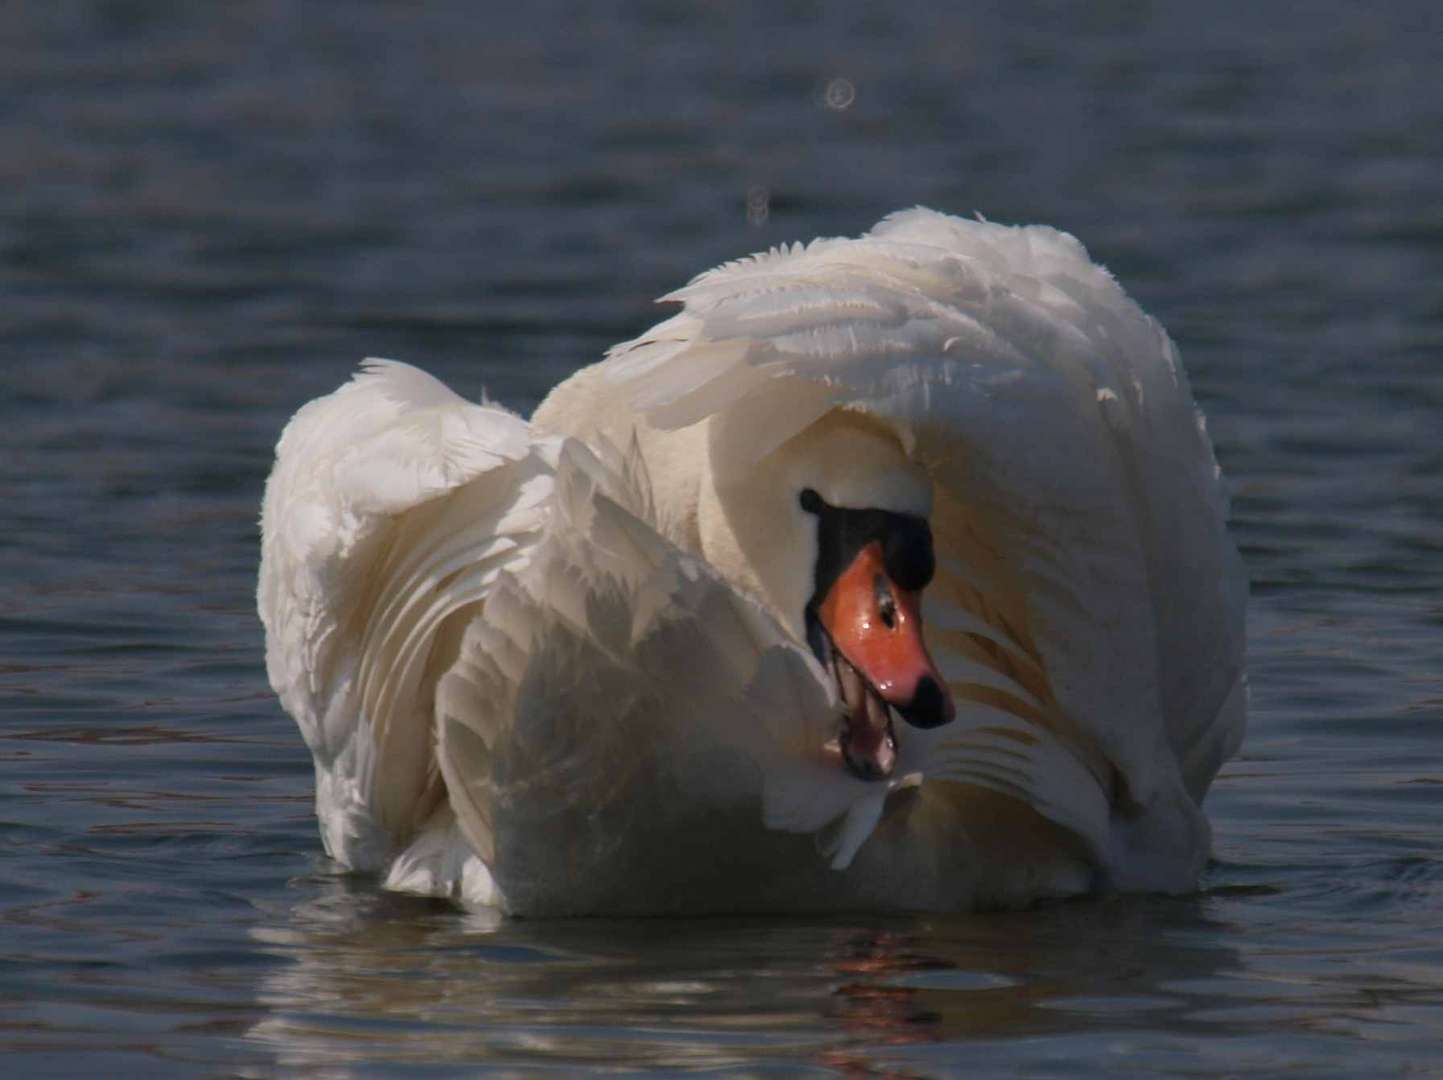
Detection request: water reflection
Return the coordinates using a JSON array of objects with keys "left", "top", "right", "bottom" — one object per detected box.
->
[{"left": 246, "top": 874, "right": 1252, "bottom": 1073}]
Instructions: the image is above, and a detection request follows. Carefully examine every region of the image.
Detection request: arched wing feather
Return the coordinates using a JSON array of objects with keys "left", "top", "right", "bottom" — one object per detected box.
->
[
  {"left": 257, "top": 360, "right": 555, "bottom": 869},
  {"left": 605, "top": 209, "right": 1246, "bottom": 883}
]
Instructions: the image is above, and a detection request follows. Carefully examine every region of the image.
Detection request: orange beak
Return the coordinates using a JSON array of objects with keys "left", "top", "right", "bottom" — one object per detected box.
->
[{"left": 815, "top": 540, "right": 954, "bottom": 777}]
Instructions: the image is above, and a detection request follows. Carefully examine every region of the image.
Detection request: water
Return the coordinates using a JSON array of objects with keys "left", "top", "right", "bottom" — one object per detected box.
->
[{"left": 3, "top": 1, "right": 1442, "bottom": 1074}]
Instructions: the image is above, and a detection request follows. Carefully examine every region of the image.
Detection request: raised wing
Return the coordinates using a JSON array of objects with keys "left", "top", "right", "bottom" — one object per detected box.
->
[
  {"left": 258, "top": 359, "right": 557, "bottom": 870},
  {"left": 260, "top": 361, "right": 907, "bottom": 907},
  {"left": 604, "top": 208, "right": 1247, "bottom": 887}
]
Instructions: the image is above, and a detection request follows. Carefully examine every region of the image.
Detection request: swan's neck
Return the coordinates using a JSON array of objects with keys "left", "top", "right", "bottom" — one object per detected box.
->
[
  {"left": 700, "top": 407, "right": 932, "bottom": 644},
  {"left": 535, "top": 362, "right": 931, "bottom": 645},
  {"left": 532, "top": 360, "right": 708, "bottom": 552}
]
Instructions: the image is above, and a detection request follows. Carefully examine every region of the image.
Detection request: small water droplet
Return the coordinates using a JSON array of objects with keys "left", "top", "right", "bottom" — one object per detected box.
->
[
  {"left": 821, "top": 77, "right": 856, "bottom": 111},
  {"left": 746, "top": 185, "right": 770, "bottom": 226}
]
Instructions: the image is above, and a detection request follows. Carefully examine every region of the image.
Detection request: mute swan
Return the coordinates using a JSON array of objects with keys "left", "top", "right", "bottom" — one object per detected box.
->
[{"left": 259, "top": 208, "right": 1246, "bottom": 915}]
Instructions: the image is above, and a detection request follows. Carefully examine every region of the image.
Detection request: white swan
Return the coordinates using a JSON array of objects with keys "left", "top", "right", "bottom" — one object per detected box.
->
[{"left": 258, "top": 208, "right": 1246, "bottom": 915}]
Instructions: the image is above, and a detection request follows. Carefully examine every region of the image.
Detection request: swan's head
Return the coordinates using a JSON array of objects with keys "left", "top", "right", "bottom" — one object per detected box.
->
[{"left": 700, "top": 407, "right": 956, "bottom": 780}]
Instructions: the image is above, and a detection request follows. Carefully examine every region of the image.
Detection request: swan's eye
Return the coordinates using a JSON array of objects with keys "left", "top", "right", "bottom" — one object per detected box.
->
[
  {"left": 874, "top": 574, "right": 897, "bottom": 628},
  {"left": 799, "top": 487, "right": 824, "bottom": 514}
]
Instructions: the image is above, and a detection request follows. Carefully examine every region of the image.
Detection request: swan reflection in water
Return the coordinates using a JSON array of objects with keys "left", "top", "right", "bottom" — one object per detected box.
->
[{"left": 246, "top": 871, "right": 1255, "bottom": 1074}]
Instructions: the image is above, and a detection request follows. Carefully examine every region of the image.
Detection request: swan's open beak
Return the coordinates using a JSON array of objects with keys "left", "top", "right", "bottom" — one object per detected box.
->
[{"left": 815, "top": 540, "right": 954, "bottom": 780}]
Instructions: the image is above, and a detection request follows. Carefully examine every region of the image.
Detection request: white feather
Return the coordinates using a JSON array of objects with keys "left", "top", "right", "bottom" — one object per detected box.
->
[{"left": 259, "top": 209, "right": 1246, "bottom": 912}]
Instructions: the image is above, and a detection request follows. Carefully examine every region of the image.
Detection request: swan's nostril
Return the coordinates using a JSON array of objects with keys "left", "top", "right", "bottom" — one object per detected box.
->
[{"left": 897, "top": 675, "right": 953, "bottom": 729}]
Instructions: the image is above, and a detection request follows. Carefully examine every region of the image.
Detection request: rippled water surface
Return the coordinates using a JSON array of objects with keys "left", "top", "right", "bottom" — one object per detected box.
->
[{"left": 4, "top": 2, "right": 1443, "bottom": 1075}]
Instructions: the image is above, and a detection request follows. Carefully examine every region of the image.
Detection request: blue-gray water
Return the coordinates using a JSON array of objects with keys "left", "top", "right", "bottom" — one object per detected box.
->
[{"left": 4, "top": 2, "right": 1442, "bottom": 1075}]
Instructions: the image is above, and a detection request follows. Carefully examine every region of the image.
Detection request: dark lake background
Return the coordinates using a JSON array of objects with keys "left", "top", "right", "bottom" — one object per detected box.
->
[{"left": 4, "top": 2, "right": 1442, "bottom": 1074}]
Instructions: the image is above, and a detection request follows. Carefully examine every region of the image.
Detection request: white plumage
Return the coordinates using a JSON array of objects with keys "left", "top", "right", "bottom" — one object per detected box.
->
[{"left": 258, "top": 208, "right": 1246, "bottom": 914}]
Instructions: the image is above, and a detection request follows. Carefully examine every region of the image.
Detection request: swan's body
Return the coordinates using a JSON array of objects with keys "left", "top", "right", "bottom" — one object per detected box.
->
[{"left": 259, "top": 209, "right": 1246, "bottom": 915}]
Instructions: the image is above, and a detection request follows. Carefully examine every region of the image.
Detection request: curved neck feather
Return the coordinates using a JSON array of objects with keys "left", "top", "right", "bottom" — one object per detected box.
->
[{"left": 700, "top": 404, "right": 931, "bottom": 642}]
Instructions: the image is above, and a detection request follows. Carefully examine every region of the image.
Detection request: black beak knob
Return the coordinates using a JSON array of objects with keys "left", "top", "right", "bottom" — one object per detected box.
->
[{"left": 895, "top": 674, "right": 952, "bottom": 729}]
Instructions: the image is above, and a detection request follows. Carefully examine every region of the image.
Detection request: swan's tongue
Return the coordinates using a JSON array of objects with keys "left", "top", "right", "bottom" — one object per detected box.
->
[{"left": 834, "top": 651, "right": 898, "bottom": 780}]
